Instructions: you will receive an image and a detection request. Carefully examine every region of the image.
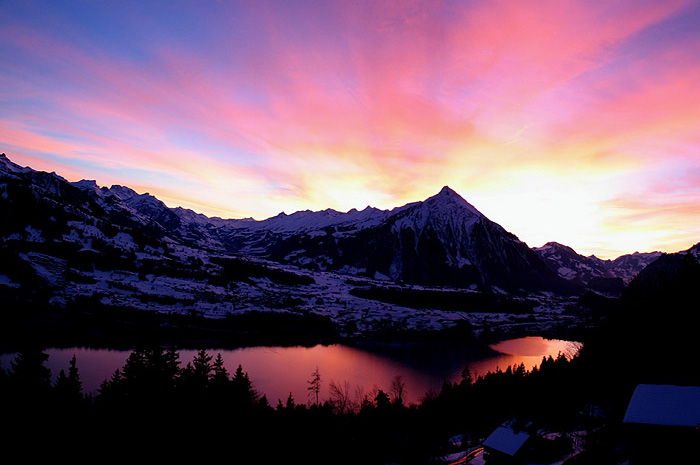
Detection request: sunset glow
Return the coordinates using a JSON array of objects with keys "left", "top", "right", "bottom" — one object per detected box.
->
[{"left": 2, "top": 0, "right": 700, "bottom": 258}]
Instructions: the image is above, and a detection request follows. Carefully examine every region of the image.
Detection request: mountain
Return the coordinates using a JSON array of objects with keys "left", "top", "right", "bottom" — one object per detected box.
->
[
  {"left": 596, "top": 241, "right": 700, "bottom": 386},
  {"left": 624, "top": 242, "right": 700, "bottom": 302},
  {"left": 216, "top": 186, "right": 567, "bottom": 292},
  {"left": 5, "top": 152, "right": 689, "bottom": 344},
  {"left": 533, "top": 242, "right": 662, "bottom": 294},
  {"left": 609, "top": 250, "right": 664, "bottom": 283},
  {"left": 533, "top": 242, "right": 615, "bottom": 285}
]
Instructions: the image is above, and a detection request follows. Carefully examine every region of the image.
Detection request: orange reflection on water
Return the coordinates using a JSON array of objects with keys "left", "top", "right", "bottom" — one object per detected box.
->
[
  {"left": 469, "top": 337, "right": 583, "bottom": 379},
  {"left": 1, "top": 337, "right": 582, "bottom": 406}
]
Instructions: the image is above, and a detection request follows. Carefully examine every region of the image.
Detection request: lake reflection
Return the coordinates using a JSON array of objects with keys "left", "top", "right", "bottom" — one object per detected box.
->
[{"left": 0, "top": 337, "right": 581, "bottom": 405}]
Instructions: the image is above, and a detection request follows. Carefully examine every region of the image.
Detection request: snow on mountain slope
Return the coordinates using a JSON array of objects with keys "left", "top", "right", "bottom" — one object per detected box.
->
[
  {"left": 687, "top": 242, "right": 700, "bottom": 260},
  {"left": 0, "top": 154, "right": 567, "bottom": 292},
  {"left": 534, "top": 242, "right": 613, "bottom": 282},
  {"left": 225, "top": 185, "right": 568, "bottom": 292},
  {"left": 0, "top": 153, "right": 667, "bottom": 292},
  {"left": 534, "top": 241, "right": 662, "bottom": 291},
  {"left": 241, "top": 206, "right": 389, "bottom": 233},
  {"left": 0, "top": 153, "right": 32, "bottom": 175},
  {"left": 390, "top": 186, "right": 484, "bottom": 238},
  {"left": 3, "top": 152, "right": 684, "bottom": 338},
  {"left": 610, "top": 251, "right": 663, "bottom": 283}
]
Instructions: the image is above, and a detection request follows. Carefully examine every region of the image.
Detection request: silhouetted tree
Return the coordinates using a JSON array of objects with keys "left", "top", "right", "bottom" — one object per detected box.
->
[
  {"left": 54, "top": 354, "right": 83, "bottom": 404},
  {"left": 328, "top": 380, "right": 353, "bottom": 414},
  {"left": 284, "top": 392, "right": 296, "bottom": 411},
  {"left": 390, "top": 375, "right": 406, "bottom": 407},
  {"left": 9, "top": 347, "right": 51, "bottom": 400},
  {"left": 192, "top": 349, "right": 213, "bottom": 383},
  {"left": 231, "top": 364, "right": 258, "bottom": 408},
  {"left": 96, "top": 368, "right": 131, "bottom": 419},
  {"left": 257, "top": 394, "right": 271, "bottom": 411},
  {"left": 115, "top": 346, "right": 181, "bottom": 406},
  {"left": 460, "top": 366, "right": 473, "bottom": 386},
  {"left": 211, "top": 353, "right": 228, "bottom": 381},
  {"left": 209, "top": 353, "right": 230, "bottom": 397},
  {"left": 163, "top": 347, "right": 181, "bottom": 382},
  {"left": 375, "top": 389, "right": 391, "bottom": 410},
  {"left": 307, "top": 366, "right": 321, "bottom": 406}
]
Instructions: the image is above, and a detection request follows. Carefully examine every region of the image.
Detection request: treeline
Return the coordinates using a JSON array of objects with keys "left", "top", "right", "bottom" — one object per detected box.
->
[
  {"left": 0, "top": 345, "right": 589, "bottom": 464},
  {"left": 0, "top": 297, "right": 340, "bottom": 351},
  {"left": 349, "top": 285, "right": 535, "bottom": 313},
  {"left": 209, "top": 256, "right": 315, "bottom": 286}
]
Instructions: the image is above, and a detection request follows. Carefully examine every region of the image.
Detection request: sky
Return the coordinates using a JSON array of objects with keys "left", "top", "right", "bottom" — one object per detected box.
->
[{"left": 2, "top": 0, "right": 700, "bottom": 259}]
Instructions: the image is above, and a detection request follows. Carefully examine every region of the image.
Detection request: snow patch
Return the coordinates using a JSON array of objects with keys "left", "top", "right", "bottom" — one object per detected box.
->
[
  {"left": 557, "top": 266, "right": 576, "bottom": 279},
  {"left": 0, "top": 275, "right": 20, "bottom": 288},
  {"left": 25, "top": 225, "right": 45, "bottom": 243}
]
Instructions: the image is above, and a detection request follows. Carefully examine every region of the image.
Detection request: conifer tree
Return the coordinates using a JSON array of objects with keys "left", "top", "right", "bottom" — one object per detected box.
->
[
  {"left": 375, "top": 389, "right": 391, "bottom": 410},
  {"left": 9, "top": 347, "right": 51, "bottom": 399},
  {"left": 209, "top": 353, "right": 230, "bottom": 400},
  {"left": 191, "top": 349, "right": 213, "bottom": 393},
  {"left": 307, "top": 366, "right": 321, "bottom": 406},
  {"left": 231, "top": 364, "right": 257, "bottom": 406},
  {"left": 121, "top": 346, "right": 179, "bottom": 402},
  {"left": 460, "top": 366, "right": 473, "bottom": 386},
  {"left": 97, "top": 369, "right": 125, "bottom": 404},
  {"left": 257, "top": 394, "right": 270, "bottom": 411},
  {"left": 54, "top": 355, "right": 83, "bottom": 404},
  {"left": 211, "top": 353, "right": 228, "bottom": 382},
  {"left": 163, "top": 347, "right": 181, "bottom": 383},
  {"left": 285, "top": 392, "right": 296, "bottom": 410}
]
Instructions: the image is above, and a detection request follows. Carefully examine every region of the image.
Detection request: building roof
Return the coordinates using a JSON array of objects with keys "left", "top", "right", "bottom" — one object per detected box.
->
[
  {"left": 623, "top": 384, "right": 700, "bottom": 427},
  {"left": 482, "top": 426, "right": 530, "bottom": 456}
]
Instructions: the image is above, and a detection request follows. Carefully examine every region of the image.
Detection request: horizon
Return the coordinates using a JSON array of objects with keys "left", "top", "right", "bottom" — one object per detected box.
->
[{"left": 2, "top": 1, "right": 700, "bottom": 259}]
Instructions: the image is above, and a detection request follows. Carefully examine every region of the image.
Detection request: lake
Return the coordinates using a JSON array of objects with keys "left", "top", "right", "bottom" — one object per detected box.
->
[{"left": 0, "top": 336, "right": 581, "bottom": 406}]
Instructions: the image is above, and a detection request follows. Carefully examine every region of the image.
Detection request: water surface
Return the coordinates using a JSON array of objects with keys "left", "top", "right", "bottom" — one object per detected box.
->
[{"left": 1, "top": 336, "right": 581, "bottom": 405}]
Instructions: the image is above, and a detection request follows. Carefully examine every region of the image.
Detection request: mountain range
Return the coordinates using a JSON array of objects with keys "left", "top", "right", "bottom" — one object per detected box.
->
[
  {"left": 3, "top": 152, "right": 698, "bottom": 341},
  {"left": 0, "top": 153, "right": 677, "bottom": 293}
]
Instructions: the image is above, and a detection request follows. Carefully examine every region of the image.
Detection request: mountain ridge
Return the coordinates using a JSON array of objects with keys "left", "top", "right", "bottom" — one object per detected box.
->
[
  {"left": 0, "top": 153, "right": 670, "bottom": 292},
  {"left": 5, "top": 151, "right": 697, "bottom": 341},
  {"left": 532, "top": 241, "right": 662, "bottom": 292}
]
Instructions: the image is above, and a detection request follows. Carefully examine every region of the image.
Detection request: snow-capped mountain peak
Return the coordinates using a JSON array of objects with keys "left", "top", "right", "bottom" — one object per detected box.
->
[
  {"left": 536, "top": 242, "right": 575, "bottom": 255},
  {"left": 108, "top": 185, "right": 140, "bottom": 201},
  {"left": 0, "top": 153, "right": 31, "bottom": 175},
  {"left": 389, "top": 186, "right": 486, "bottom": 242},
  {"left": 427, "top": 186, "right": 484, "bottom": 217},
  {"left": 393, "top": 186, "right": 484, "bottom": 219},
  {"left": 71, "top": 180, "right": 103, "bottom": 197}
]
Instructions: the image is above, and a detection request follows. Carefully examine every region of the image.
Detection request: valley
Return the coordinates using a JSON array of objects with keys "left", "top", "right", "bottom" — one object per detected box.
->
[{"left": 0, "top": 152, "right": 686, "bottom": 349}]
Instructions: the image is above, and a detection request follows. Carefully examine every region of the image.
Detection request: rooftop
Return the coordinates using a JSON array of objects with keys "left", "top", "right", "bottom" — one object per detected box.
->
[
  {"left": 482, "top": 425, "right": 530, "bottom": 456},
  {"left": 624, "top": 384, "right": 700, "bottom": 427}
]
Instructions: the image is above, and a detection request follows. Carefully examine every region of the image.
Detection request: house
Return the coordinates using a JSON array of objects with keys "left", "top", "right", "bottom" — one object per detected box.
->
[
  {"left": 482, "top": 425, "right": 531, "bottom": 464},
  {"left": 623, "top": 384, "right": 700, "bottom": 464}
]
